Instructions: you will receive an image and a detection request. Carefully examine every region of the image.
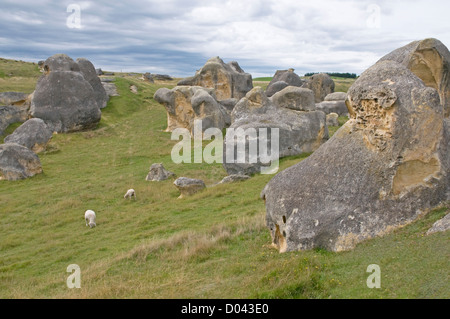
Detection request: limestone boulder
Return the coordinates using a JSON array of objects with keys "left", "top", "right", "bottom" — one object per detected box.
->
[
  {"left": 154, "top": 86, "right": 230, "bottom": 134},
  {"left": 174, "top": 177, "right": 206, "bottom": 199},
  {"left": 270, "top": 86, "right": 316, "bottom": 111},
  {"left": 224, "top": 87, "right": 328, "bottom": 176},
  {"left": 76, "top": 58, "right": 109, "bottom": 109},
  {"left": 177, "top": 57, "right": 253, "bottom": 101},
  {"left": 146, "top": 163, "right": 175, "bottom": 181},
  {"left": 4, "top": 118, "right": 52, "bottom": 153},
  {"left": 30, "top": 54, "right": 102, "bottom": 133},
  {"left": 378, "top": 38, "right": 450, "bottom": 117},
  {"left": 0, "top": 143, "right": 43, "bottom": 181},
  {"left": 265, "top": 69, "right": 305, "bottom": 97},
  {"left": 0, "top": 106, "right": 24, "bottom": 135},
  {"left": 262, "top": 60, "right": 449, "bottom": 253},
  {"left": 304, "top": 73, "right": 335, "bottom": 103}
]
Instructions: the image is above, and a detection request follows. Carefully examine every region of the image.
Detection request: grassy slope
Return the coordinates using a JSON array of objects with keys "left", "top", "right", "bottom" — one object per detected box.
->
[{"left": 0, "top": 61, "right": 448, "bottom": 299}]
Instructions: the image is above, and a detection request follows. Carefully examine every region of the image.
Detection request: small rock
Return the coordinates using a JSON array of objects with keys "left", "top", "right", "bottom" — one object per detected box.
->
[
  {"left": 173, "top": 177, "right": 206, "bottom": 199},
  {"left": 146, "top": 163, "right": 175, "bottom": 181},
  {"left": 219, "top": 174, "right": 250, "bottom": 184},
  {"left": 426, "top": 214, "right": 450, "bottom": 235}
]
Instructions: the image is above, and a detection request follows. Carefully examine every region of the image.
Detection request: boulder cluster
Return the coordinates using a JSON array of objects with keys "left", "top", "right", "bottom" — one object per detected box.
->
[
  {"left": 0, "top": 54, "right": 108, "bottom": 181},
  {"left": 154, "top": 56, "right": 341, "bottom": 176},
  {"left": 262, "top": 38, "right": 450, "bottom": 252}
]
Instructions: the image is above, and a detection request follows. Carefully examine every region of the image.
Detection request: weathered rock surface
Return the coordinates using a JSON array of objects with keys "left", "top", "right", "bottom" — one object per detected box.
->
[
  {"left": 270, "top": 86, "right": 316, "bottom": 111},
  {"left": 262, "top": 60, "right": 450, "bottom": 253},
  {"left": 154, "top": 86, "right": 230, "bottom": 134},
  {"left": 325, "top": 92, "right": 347, "bottom": 101},
  {"left": 326, "top": 112, "right": 339, "bottom": 127},
  {"left": 0, "top": 105, "right": 24, "bottom": 135},
  {"left": 378, "top": 38, "right": 450, "bottom": 117},
  {"left": 0, "top": 92, "right": 30, "bottom": 106},
  {"left": 315, "top": 100, "right": 349, "bottom": 116},
  {"left": 4, "top": 118, "right": 52, "bottom": 153},
  {"left": 426, "top": 213, "right": 450, "bottom": 235},
  {"left": 174, "top": 177, "right": 206, "bottom": 199},
  {"left": 77, "top": 58, "right": 109, "bottom": 109},
  {"left": 177, "top": 57, "right": 253, "bottom": 101},
  {"left": 224, "top": 87, "right": 328, "bottom": 175},
  {"left": 146, "top": 163, "right": 175, "bottom": 181},
  {"left": 304, "top": 73, "right": 335, "bottom": 103},
  {"left": 0, "top": 143, "right": 43, "bottom": 181},
  {"left": 30, "top": 54, "right": 102, "bottom": 133},
  {"left": 265, "top": 69, "right": 305, "bottom": 97}
]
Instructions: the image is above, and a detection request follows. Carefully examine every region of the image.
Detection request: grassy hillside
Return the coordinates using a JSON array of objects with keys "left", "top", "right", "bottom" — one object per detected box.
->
[{"left": 0, "top": 60, "right": 448, "bottom": 299}]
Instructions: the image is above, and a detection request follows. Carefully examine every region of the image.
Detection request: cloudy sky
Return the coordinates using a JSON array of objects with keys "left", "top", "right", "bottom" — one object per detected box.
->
[{"left": 1, "top": 0, "right": 449, "bottom": 77}]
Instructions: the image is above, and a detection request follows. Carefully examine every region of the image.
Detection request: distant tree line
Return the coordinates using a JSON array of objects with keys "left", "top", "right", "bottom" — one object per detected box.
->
[{"left": 304, "top": 72, "right": 358, "bottom": 79}]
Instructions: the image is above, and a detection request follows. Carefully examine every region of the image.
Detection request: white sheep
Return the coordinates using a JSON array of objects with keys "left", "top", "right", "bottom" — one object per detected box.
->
[
  {"left": 124, "top": 188, "right": 136, "bottom": 200},
  {"left": 84, "top": 210, "right": 96, "bottom": 228}
]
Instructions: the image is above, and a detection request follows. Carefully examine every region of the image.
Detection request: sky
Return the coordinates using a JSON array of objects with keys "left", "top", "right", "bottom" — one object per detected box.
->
[{"left": 1, "top": 0, "right": 450, "bottom": 78}]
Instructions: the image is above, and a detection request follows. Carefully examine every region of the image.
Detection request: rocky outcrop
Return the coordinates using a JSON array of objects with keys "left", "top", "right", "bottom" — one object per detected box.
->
[
  {"left": 177, "top": 57, "right": 253, "bottom": 101},
  {"left": 146, "top": 163, "right": 175, "bottom": 181},
  {"left": 378, "top": 38, "right": 450, "bottom": 117},
  {"left": 174, "top": 177, "right": 206, "bottom": 199},
  {"left": 4, "top": 118, "right": 52, "bottom": 153},
  {"left": 154, "top": 86, "right": 230, "bottom": 134},
  {"left": 224, "top": 87, "right": 328, "bottom": 175},
  {"left": 262, "top": 59, "right": 449, "bottom": 253},
  {"left": 265, "top": 69, "right": 305, "bottom": 97},
  {"left": 304, "top": 73, "right": 335, "bottom": 103},
  {"left": 0, "top": 143, "right": 43, "bottom": 181},
  {"left": 30, "top": 54, "right": 102, "bottom": 133}
]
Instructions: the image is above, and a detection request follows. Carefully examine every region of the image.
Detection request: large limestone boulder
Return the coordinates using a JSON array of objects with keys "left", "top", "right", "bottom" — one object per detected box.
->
[
  {"left": 30, "top": 54, "right": 102, "bottom": 133},
  {"left": 76, "top": 58, "right": 109, "bottom": 109},
  {"left": 0, "top": 106, "right": 23, "bottom": 135},
  {"left": 270, "top": 86, "right": 316, "bottom": 111},
  {"left": 0, "top": 92, "right": 30, "bottom": 106},
  {"left": 154, "top": 86, "right": 230, "bottom": 134},
  {"left": 0, "top": 143, "right": 43, "bottom": 181},
  {"left": 261, "top": 60, "right": 449, "bottom": 252},
  {"left": 224, "top": 87, "right": 328, "bottom": 175},
  {"left": 4, "top": 118, "right": 52, "bottom": 153},
  {"left": 378, "top": 38, "right": 450, "bottom": 117},
  {"left": 304, "top": 73, "right": 335, "bottom": 103},
  {"left": 177, "top": 57, "right": 253, "bottom": 101},
  {"left": 265, "top": 69, "right": 305, "bottom": 97}
]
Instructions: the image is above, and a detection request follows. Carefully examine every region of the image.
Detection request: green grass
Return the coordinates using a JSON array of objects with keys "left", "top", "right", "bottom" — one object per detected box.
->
[
  {"left": 0, "top": 60, "right": 448, "bottom": 299},
  {"left": 0, "top": 58, "right": 41, "bottom": 93}
]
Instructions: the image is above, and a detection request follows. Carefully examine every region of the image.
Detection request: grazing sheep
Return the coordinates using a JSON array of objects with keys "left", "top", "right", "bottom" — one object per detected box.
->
[
  {"left": 84, "top": 210, "right": 96, "bottom": 228},
  {"left": 124, "top": 188, "right": 136, "bottom": 200}
]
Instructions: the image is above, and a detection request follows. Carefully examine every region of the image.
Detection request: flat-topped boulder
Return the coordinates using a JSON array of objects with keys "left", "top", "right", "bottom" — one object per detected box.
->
[
  {"left": 265, "top": 69, "right": 305, "bottom": 97},
  {"left": 174, "top": 177, "right": 206, "bottom": 199}
]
